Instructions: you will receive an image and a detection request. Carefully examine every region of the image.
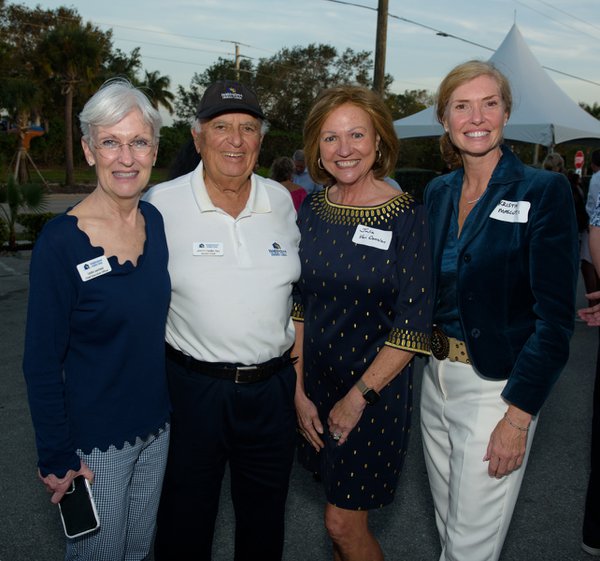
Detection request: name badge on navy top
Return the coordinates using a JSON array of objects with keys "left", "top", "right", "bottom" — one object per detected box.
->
[
  {"left": 193, "top": 242, "right": 224, "bottom": 256},
  {"left": 490, "top": 200, "right": 531, "bottom": 223},
  {"left": 352, "top": 225, "right": 392, "bottom": 250},
  {"left": 76, "top": 256, "right": 112, "bottom": 282}
]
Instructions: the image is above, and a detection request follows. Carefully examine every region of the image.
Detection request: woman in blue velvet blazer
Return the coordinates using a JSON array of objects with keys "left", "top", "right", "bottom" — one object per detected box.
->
[{"left": 420, "top": 60, "right": 578, "bottom": 561}]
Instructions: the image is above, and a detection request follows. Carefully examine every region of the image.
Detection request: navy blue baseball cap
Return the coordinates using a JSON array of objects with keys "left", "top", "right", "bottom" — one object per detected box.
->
[{"left": 195, "top": 80, "right": 265, "bottom": 120}]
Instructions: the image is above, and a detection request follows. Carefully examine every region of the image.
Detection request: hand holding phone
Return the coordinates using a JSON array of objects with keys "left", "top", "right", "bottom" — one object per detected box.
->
[{"left": 58, "top": 475, "right": 100, "bottom": 539}]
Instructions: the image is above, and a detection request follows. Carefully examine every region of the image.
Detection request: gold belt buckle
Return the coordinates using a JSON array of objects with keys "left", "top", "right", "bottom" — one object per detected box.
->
[{"left": 431, "top": 326, "right": 450, "bottom": 360}]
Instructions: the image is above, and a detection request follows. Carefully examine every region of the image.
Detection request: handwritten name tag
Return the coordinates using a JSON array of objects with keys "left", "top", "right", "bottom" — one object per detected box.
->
[
  {"left": 76, "top": 256, "right": 112, "bottom": 282},
  {"left": 490, "top": 200, "right": 530, "bottom": 223},
  {"left": 352, "top": 225, "right": 392, "bottom": 250},
  {"left": 193, "top": 242, "right": 224, "bottom": 256}
]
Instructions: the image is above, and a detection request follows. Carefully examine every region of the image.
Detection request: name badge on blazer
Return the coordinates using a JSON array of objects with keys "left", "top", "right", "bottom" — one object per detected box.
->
[{"left": 490, "top": 200, "right": 531, "bottom": 223}]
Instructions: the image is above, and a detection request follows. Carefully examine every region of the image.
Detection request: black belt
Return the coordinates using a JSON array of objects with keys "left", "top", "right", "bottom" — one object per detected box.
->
[{"left": 166, "top": 344, "right": 297, "bottom": 383}]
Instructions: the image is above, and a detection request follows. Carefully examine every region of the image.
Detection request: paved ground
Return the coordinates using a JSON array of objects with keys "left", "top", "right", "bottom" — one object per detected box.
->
[{"left": 0, "top": 210, "right": 597, "bottom": 560}]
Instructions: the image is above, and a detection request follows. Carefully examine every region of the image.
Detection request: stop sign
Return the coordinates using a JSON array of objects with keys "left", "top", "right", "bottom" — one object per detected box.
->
[{"left": 575, "top": 150, "right": 585, "bottom": 169}]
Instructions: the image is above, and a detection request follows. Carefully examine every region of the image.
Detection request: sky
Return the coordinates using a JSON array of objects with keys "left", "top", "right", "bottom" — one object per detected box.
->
[{"left": 12, "top": 0, "right": 600, "bottom": 124}]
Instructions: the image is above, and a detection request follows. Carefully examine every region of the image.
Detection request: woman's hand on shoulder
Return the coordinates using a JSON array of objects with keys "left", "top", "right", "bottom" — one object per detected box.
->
[
  {"left": 295, "top": 391, "right": 324, "bottom": 452},
  {"left": 39, "top": 461, "right": 95, "bottom": 504}
]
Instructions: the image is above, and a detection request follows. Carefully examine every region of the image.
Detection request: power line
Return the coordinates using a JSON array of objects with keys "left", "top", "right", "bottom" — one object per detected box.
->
[
  {"left": 512, "top": 0, "right": 599, "bottom": 41},
  {"left": 520, "top": 0, "right": 600, "bottom": 35},
  {"left": 323, "top": 0, "right": 600, "bottom": 89}
]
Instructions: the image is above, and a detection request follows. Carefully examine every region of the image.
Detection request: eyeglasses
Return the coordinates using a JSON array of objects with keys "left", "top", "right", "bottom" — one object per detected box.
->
[{"left": 94, "top": 138, "right": 155, "bottom": 157}]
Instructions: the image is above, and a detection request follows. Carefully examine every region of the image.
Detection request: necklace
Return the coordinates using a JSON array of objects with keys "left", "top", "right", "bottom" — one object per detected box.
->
[{"left": 466, "top": 195, "right": 481, "bottom": 204}]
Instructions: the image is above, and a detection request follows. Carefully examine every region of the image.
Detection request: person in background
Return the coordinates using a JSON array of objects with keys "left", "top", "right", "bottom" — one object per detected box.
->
[
  {"left": 383, "top": 175, "right": 402, "bottom": 190},
  {"left": 567, "top": 170, "right": 590, "bottom": 238},
  {"left": 292, "top": 148, "right": 322, "bottom": 194},
  {"left": 542, "top": 151, "right": 566, "bottom": 174},
  {"left": 581, "top": 150, "right": 600, "bottom": 304},
  {"left": 270, "top": 156, "right": 307, "bottom": 210},
  {"left": 23, "top": 78, "right": 170, "bottom": 560},
  {"left": 167, "top": 137, "right": 201, "bottom": 180},
  {"left": 294, "top": 85, "right": 432, "bottom": 561},
  {"left": 421, "top": 60, "right": 578, "bottom": 561},
  {"left": 145, "top": 79, "right": 300, "bottom": 561},
  {"left": 543, "top": 152, "right": 588, "bottom": 262},
  {"left": 577, "top": 190, "right": 600, "bottom": 557}
]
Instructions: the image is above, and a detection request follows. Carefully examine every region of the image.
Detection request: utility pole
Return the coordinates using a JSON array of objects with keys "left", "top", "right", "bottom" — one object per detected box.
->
[
  {"left": 234, "top": 43, "right": 240, "bottom": 81},
  {"left": 373, "top": 0, "right": 388, "bottom": 95},
  {"left": 221, "top": 40, "right": 251, "bottom": 81}
]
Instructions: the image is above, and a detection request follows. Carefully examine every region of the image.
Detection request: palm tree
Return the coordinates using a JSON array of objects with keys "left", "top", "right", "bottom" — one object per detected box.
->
[
  {"left": 37, "top": 21, "right": 110, "bottom": 186},
  {"left": 140, "top": 70, "right": 175, "bottom": 115}
]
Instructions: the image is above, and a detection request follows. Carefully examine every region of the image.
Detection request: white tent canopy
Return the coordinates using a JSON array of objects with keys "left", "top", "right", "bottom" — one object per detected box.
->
[{"left": 393, "top": 24, "right": 600, "bottom": 147}]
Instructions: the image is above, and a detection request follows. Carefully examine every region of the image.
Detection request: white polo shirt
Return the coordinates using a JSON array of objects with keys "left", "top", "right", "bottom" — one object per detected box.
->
[{"left": 144, "top": 162, "right": 301, "bottom": 364}]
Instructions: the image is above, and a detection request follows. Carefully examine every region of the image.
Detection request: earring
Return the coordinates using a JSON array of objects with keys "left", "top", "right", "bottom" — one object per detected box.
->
[
  {"left": 318, "top": 158, "right": 324, "bottom": 170},
  {"left": 376, "top": 149, "right": 382, "bottom": 163}
]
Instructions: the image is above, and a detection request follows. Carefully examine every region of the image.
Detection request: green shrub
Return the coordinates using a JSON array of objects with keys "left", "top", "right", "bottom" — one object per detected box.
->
[
  {"left": 0, "top": 219, "right": 8, "bottom": 247},
  {"left": 18, "top": 212, "right": 55, "bottom": 245}
]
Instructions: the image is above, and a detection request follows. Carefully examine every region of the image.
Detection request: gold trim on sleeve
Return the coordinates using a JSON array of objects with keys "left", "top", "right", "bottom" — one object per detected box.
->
[{"left": 385, "top": 328, "right": 431, "bottom": 354}]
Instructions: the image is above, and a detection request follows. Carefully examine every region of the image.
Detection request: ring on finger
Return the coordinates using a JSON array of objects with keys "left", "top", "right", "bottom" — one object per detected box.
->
[{"left": 332, "top": 431, "right": 342, "bottom": 441}]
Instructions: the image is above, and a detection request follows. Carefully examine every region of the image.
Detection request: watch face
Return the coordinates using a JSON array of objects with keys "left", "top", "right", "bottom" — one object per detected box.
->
[{"left": 364, "top": 388, "right": 380, "bottom": 405}]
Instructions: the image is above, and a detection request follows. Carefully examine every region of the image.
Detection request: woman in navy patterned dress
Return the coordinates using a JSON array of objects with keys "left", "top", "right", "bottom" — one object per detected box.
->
[{"left": 292, "top": 85, "right": 432, "bottom": 561}]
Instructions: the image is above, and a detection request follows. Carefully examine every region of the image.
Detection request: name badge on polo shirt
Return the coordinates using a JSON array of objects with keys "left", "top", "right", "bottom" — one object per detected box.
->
[
  {"left": 352, "top": 224, "right": 392, "bottom": 250},
  {"left": 76, "top": 256, "right": 112, "bottom": 282},
  {"left": 490, "top": 200, "right": 531, "bottom": 223},
  {"left": 193, "top": 242, "right": 224, "bottom": 256}
]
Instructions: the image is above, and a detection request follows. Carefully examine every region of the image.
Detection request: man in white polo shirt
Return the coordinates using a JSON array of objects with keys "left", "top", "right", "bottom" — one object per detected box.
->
[{"left": 145, "top": 80, "right": 300, "bottom": 561}]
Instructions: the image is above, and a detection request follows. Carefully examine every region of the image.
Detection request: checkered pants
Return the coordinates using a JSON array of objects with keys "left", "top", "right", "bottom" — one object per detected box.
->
[{"left": 65, "top": 425, "right": 170, "bottom": 561}]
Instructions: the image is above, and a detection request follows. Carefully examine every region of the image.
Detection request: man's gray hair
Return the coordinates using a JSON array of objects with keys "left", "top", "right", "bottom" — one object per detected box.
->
[{"left": 192, "top": 117, "right": 270, "bottom": 136}]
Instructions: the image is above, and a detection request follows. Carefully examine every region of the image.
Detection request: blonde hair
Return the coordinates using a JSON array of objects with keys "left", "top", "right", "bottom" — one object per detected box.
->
[
  {"left": 436, "top": 60, "right": 512, "bottom": 168},
  {"left": 303, "top": 85, "right": 399, "bottom": 185}
]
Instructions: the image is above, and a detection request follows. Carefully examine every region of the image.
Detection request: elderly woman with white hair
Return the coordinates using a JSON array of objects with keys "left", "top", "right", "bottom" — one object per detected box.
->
[{"left": 23, "top": 78, "right": 171, "bottom": 560}]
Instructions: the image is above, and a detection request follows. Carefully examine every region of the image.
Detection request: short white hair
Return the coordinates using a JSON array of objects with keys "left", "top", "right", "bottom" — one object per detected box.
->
[{"left": 80, "top": 78, "right": 162, "bottom": 143}]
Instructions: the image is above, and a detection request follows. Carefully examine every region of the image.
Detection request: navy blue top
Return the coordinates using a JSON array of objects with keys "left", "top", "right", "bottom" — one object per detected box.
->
[
  {"left": 23, "top": 201, "right": 171, "bottom": 477},
  {"left": 425, "top": 145, "right": 578, "bottom": 414}
]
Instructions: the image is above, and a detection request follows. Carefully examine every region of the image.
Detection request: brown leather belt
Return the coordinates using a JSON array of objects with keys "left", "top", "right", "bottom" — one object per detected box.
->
[
  {"left": 431, "top": 326, "right": 471, "bottom": 365},
  {"left": 166, "top": 344, "right": 297, "bottom": 383}
]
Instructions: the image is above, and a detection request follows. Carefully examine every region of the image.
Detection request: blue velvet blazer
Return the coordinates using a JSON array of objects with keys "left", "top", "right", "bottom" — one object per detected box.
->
[{"left": 424, "top": 145, "right": 578, "bottom": 415}]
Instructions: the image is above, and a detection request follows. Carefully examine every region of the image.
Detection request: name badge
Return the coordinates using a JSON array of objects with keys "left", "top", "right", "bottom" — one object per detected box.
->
[
  {"left": 76, "top": 256, "right": 112, "bottom": 282},
  {"left": 490, "top": 200, "right": 530, "bottom": 223},
  {"left": 193, "top": 242, "right": 224, "bottom": 256},
  {"left": 352, "top": 224, "right": 392, "bottom": 250}
]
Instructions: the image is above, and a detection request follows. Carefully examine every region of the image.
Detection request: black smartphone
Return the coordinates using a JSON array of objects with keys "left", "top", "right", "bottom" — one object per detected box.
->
[{"left": 58, "top": 475, "right": 100, "bottom": 539}]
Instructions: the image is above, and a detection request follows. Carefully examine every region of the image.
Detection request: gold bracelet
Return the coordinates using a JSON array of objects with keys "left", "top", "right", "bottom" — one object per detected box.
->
[{"left": 503, "top": 412, "right": 529, "bottom": 432}]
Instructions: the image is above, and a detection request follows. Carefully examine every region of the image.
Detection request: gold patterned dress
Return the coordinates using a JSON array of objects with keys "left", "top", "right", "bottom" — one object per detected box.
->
[{"left": 293, "top": 188, "right": 431, "bottom": 510}]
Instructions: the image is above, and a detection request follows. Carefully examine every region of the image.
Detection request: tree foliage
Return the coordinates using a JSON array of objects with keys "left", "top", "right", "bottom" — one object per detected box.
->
[
  {"left": 174, "top": 44, "right": 384, "bottom": 165},
  {"left": 581, "top": 102, "right": 600, "bottom": 120},
  {"left": 0, "top": 3, "right": 171, "bottom": 185},
  {"left": 36, "top": 20, "right": 112, "bottom": 185}
]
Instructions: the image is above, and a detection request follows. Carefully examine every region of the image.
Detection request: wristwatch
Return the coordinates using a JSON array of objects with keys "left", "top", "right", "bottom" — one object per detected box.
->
[{"left": 355, "top": 378, "right": 380, "bottom": 406}]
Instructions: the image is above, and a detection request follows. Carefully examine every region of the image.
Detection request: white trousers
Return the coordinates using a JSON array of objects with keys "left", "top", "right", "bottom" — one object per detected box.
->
[{"left": 420, "top": 358, "right": 537, "bottom": 561}]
